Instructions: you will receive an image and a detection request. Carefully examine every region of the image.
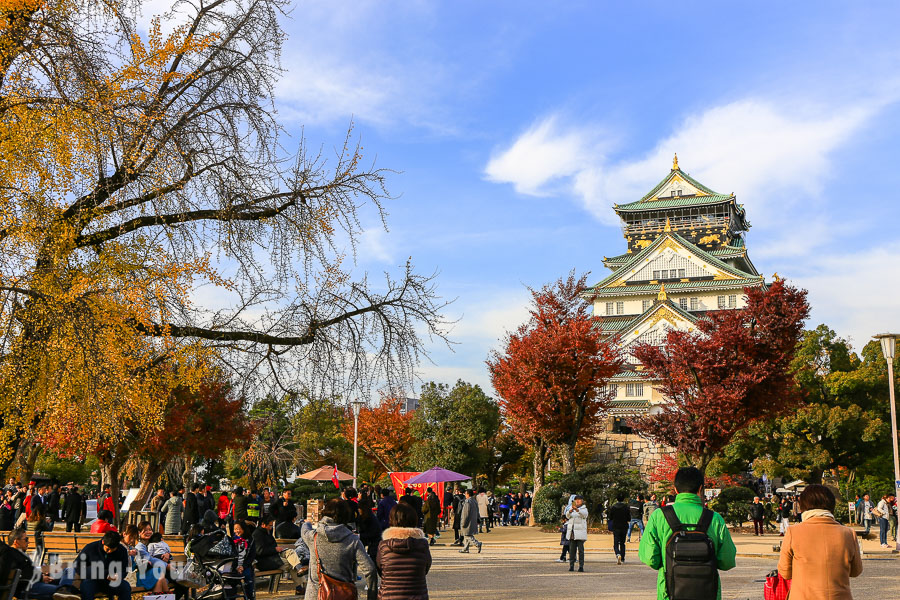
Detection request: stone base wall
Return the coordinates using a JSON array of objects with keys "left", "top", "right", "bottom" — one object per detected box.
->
[{"left": 592, "top": 432, "right": 669, "bottom": 479}]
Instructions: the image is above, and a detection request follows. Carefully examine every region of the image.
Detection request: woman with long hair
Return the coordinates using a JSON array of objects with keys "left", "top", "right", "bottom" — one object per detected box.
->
[{"left": 122, "top": 524, "right": 169, "bottom": 594}]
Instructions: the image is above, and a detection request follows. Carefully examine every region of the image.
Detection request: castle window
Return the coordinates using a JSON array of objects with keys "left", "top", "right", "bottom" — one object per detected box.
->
[
  {"left": 642, "top": 299, "right": 652, "bottom": 311},
  {"left": 678, "top": 268, "right": 686, "bottom": 278},
  {"left": 660, "top": 269, "right": 668, "bottom": 279},
  {"left": 718, "top": 295, "right": 726, "bottom": 309},
  {"left": 677, "top": 189, "right": 683, "bottom": 196},
  {"left": 679, "top": 298, "right": 688, "bottom": 310},
  {"left": 728, "top": 294, "right": 737, "bottom": 308},
  {"left": 616, "top": 301, "right": 624, "bottom": 315},
  {"left": 626, "top": 382, "right": 644, "bottom": 397},
  {"left": 608, "top": 384, "right": 618, "bottom": 399},
  {"left": 612, "top": 417, "right": 633, "bottom": 435},
  {"left": 606, "top": 302, "right": 614, "bottom": 316},
  {"left": 652, "top": 270, "right": 660, "bottom": 280},
  {"left": 690, "top": 297, "right": 699, "bottom": 311}
]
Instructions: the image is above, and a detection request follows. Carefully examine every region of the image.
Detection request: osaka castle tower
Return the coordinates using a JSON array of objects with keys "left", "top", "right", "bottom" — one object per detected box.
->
[{"left": 581, "top": 155, "right": 766, "bottom": 474}]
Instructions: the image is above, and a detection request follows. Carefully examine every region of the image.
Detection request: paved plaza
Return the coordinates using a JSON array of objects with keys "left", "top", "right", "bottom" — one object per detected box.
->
[{"left": 425, "top": 548, "right": 899, "bottom": 599}]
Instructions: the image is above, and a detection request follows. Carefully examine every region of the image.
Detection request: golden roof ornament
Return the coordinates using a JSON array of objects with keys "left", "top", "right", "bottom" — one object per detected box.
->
[
  {"left": 672, "top": 153, "right": 679, "bottom": 170},
  {"left": 658, "top": 283, "right": 668, "bottom": 301},
  {"left": 773, "top": 272, "right": 781, "bottom": 282},
  {"left": 664, "top": 217, "right": 672, "bottom": 232}
]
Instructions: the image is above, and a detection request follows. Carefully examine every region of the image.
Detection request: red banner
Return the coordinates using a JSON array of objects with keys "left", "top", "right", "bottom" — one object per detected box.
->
[{"left": 388, "top": 472, "right": 448, "bottom": 518}]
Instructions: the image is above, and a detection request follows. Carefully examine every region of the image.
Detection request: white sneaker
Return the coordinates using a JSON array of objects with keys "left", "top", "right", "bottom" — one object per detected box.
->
[{"left": 556, "top": 559, "right": 565, "bottom": 563}]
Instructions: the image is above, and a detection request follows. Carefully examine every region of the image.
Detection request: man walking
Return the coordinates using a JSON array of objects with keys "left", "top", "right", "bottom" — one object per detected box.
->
[
  {"left": 376, "top": 488, "right": 396, "bottom": 531},
  {"left": 750, "top": 496, "right": 765, "bottom": 536},
  {"left": 608, "top": 493, "right": 630, "bottom": 565},
  {"left": 459, "top": 489, "right": 482, "bottom": 554},
  {"left": 564, "top": 495, "right": 588, "bottom": 572},
  {"left": 450, "top": 487, "right": 464, "bottom": 545},
  {"left": 627, "top": 494, "right": 645, "bottom": 542},
  {"left": 861, "top": 494, "right": 875, "bottom": 537},
  {"left": 181, "top": 484, "right": 200, "bottom": 535},
  {"left": 639, "top": 467, "right": 736, "bottom": 600}
]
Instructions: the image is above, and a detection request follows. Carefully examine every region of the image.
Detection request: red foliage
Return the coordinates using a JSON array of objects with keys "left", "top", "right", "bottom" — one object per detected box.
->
[
  {"left": 488, "top": 272, "right": 624, "bottom": 462},
  {"left": 650, "top": 454, "right": 739, "bottom": 491},
  {"left": 136, "top": 375, "right": 246, "bottom": 461},
  {"left": 344, "top": 396, "right": 414, "bottom": 478},
  {"left": 630, "top": 279, "right": 809, "bottom": 473}
]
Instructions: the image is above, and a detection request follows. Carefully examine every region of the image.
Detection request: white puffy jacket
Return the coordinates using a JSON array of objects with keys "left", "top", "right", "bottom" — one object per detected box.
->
[{"left": 565, "top": 505, "right": 589, "bottom": 541}]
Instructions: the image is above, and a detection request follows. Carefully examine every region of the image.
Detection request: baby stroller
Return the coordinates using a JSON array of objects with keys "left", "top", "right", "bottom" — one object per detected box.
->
[{"left": 185, "top": 530, "right": 247, "bottom": 600}]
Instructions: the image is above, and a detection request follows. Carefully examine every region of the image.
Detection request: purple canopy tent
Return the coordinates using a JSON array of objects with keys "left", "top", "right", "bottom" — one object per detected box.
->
[{"left": 405, "top": 466, "right": 471, "bottom": 484}]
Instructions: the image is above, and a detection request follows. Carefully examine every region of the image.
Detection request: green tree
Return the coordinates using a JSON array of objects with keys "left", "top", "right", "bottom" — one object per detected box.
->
[
  {"left": 409, "top": 381, "right": 501, "bottom": 478},
  {"left": 725, "top": 326, "right": 893, "bottom": 484},
  {"left": 240, "top": 395, "right": 295, "bottom": 488},
  {"left": 293, "top": 395, "right": 353, "bottom": 472}
]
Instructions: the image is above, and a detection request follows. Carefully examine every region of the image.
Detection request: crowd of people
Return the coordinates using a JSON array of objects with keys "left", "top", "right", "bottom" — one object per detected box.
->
[{"left": 0, "top": 474, "right": 889, "bottom": 600}]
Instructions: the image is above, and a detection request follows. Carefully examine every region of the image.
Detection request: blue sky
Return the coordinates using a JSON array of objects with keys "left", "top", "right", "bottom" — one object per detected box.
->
[{"left": 145, "top": 1, "right": 900, "bottom": 395}]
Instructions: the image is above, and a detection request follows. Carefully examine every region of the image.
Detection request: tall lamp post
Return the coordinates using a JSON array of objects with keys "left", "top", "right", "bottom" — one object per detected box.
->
[
  {"left": 350, "top": 400, "right": 366, "bottom": 489},
  {"left": 874, "top": 333, "right": 899, "bottom": 551}
]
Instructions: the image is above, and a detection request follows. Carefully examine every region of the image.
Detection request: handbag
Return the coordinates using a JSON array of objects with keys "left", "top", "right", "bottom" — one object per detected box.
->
[
  {"left": 174, "top": 560, "right": 206, "bottom": 588},
  {"left": 314, "top": 533, "right": 357, "bottom": 600},
  {"left": 763, "top": 570, "right": 791, "bottom": 600}
]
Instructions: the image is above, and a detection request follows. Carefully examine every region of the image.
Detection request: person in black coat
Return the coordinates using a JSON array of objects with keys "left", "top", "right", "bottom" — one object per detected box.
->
[
  {"left": 74, "top": 532, "right": 131, "bottom": 600},
  {"left": 47, "top": 485, "right": 61, "bottom": 526},
  {"left": 181, "top": 485, "right": 200, "bottom": 535},
  {"left": 451, "top": 488, "right": 464, "bottom": 546},
  {"left": 356, "top": 500, "right": 383, "bottom": 561},
  {"left": 270, "top": 490, "right": 297, "bottom": 525},
  {"left": 62, "top": 485, "right": 85, "bottom": 532},
  {"left": 607, "top": 492, "right": 631, "bottom": 565},
  {"left": 251, "top": 516, "right": 283, "bottom": 571}
]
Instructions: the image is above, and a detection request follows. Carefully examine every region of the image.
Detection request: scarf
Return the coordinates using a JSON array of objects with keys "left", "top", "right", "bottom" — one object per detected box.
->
[{"left": 800, "top": 509, "right": 834, "bottom": 522}]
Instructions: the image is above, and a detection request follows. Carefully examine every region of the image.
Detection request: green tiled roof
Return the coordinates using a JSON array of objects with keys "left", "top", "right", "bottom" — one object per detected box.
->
[
  {"left": 583, "top": 231, "right": 762, "bottom": 295},
  {"left": 709, "top": 245, "right": 746, "bottom": 258},
  {"left": 608, "top": 400, "right": 650, "bottom": 409},
  {"left": 600, "top": 299, "right": 698, "bottom": 335},
  {"left": 638, "top": 168, "right": 720, "bottom": 202},
  {"left": 603, "top": 252, "right": 631, "bottom": 265},
  {"left": 590, "top": 278, "right": 763, "bottom": 297},
  {"left": 595, "top": 317, "right": 634, "bottom": 332},
  {"left": 615, "top": 193, "right": 734, "bottom": 212}
]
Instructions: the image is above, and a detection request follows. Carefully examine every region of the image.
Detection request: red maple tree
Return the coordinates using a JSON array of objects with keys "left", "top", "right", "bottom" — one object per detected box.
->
[
  {"left": 344, "top": 396, "right": 414, "bottom": 480},
  {"left": 630, "top": 279, "right": 809, "bottom": 475},
  {"left": 488, "top": 272, "right": 623, "bottom": 493},
  {"left": 131, "top": 373, "right": 246, "bottom": 507}
]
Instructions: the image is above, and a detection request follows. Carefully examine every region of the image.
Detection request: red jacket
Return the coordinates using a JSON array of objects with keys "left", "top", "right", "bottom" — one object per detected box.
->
[{"left": 90, "top": 519, "right": 117, "bottom": 533}]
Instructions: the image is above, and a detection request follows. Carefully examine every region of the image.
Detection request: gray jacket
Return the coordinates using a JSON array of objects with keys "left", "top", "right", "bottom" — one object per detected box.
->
[
  {"left": 460, "top": 497, "right": 479, "bottom": 536},
  {"left": 160, "top": 495, "right": 183, "bottom": 535},
  {"left": 301, "top": 517, "right": 375, "bottom": 600}
]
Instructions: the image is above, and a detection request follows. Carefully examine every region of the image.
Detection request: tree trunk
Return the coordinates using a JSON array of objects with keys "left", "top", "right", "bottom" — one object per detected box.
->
[
  {"left": 14, "top": 441, "right": 41, "bottom": 483},
  {"left": 560, "top": 442, "right": 576, "bottom": 475},
  {"left": 530, "top": 440, "right": 549, "bottom": 526},
  {"left": 182, "top": 458, "right": 193, "bottom": 490},
  {"left": 108, "top": 459, "right": 125, "bottom": 527},
  {"left": 808, "top": 468, "right": 824, "bottom": 485},
  {"left": 100, "top": 463, "right": 112, "bottom": 488},
  {"left": 132, "top": 459, "right": 167, "bottom": 512}
]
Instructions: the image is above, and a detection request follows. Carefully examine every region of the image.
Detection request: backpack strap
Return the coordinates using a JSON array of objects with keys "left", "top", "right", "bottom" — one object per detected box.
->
[
  {"left": 695, "top": 508, "right": 714, "bottom": 534},
  {"left": 660, "top": 505, "right": 684, "bottom": 533}
]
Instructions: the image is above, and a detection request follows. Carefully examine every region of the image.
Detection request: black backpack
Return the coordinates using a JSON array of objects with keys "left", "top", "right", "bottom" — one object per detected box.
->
[{"left": 661, "top": 505, "right": 718, "bottom": 600}]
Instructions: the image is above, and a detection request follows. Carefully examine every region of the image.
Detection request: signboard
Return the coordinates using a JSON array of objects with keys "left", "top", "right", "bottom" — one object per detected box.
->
[
  {"left": 119, "top": 488, "right": 142, "bottom": 512},
  {"left": 704, "top": 488, "right": 720, "bottom": 499},
  {"left": 389, "top": 472, "right": 448, "bottom": 517}
]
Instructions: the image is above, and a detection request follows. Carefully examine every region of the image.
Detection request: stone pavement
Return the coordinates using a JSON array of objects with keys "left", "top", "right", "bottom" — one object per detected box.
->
[{"left": 458, "top": 522, "right": 898, "bottom": 558}]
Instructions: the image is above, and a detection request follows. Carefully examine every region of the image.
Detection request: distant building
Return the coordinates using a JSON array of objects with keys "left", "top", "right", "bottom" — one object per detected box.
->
[{"left": 398, "top": 397, "right": 419, "bottom": 414}]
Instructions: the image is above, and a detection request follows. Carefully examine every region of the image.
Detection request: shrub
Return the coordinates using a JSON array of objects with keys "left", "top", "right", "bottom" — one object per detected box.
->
[
  {"left": 710, "top": 486, "right": 756, "bottom": 527},
  {"left": 533, "top": 462, "right": 647, "bottom": 525},
  {"left": 532, "top": 482, "right": 565, "bottom": 524}
]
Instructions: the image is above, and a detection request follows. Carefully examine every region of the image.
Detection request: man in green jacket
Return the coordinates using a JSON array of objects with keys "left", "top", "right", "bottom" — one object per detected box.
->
[{"left": 638, "top": 467, "right": 737, "bottom": 600}]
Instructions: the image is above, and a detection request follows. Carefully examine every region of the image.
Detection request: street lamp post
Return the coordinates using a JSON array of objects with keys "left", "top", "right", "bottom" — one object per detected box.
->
[
  {"left": 874, "top": 333, "right": 899, "bottom": 551},
  {"left": 350, "top": 400, "right": 366, "bottom": 489}
]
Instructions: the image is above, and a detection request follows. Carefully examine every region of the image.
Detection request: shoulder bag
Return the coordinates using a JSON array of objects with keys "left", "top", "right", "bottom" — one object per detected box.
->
[{"left": 314, "top": 532, "right": 357, "bottom": 600}]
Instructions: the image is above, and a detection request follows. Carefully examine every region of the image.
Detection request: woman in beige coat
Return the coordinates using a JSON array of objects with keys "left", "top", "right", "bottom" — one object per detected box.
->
[{"left": 778, "top": 484, "right": 862, "bottom": 600}]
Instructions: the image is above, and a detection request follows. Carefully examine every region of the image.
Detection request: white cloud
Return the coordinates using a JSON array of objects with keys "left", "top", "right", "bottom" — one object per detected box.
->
[
  {"left": 790, "top": 242, "right": 900, "bottom": 351},
  {"left": 358, "top": 228, "right": 395, "bottom": 264},
  {"left": 484, "top": 115, "right": 602, "bottom": 196},
  {"left": 487, "top": 98, "right": 886, "bottom": 229}
]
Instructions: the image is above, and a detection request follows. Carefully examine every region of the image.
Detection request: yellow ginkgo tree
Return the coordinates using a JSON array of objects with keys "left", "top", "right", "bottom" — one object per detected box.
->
[{"left": 0, "top": 0, "right": 448, "bottom": 472}]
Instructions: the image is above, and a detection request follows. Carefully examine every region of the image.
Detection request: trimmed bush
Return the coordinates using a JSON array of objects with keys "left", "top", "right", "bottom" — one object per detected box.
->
[
  {"left": 532, "top": 482, "right": 566, "bottom": 524},
  {"left": 710, "top": 486, "right": 756, "bottom": 527}
]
